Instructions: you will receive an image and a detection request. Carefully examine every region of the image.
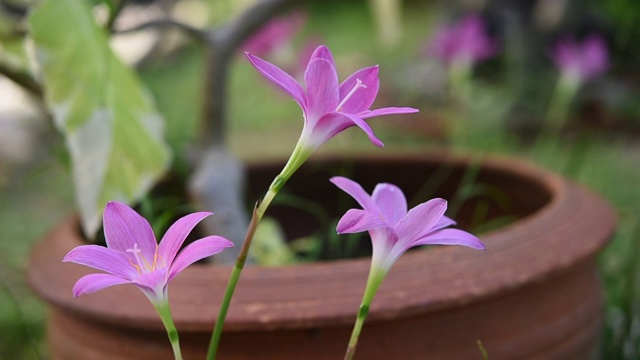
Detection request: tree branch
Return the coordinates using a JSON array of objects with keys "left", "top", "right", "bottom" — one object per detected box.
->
[
  {"left": 0, "top": 63, "right": 43, "bottom": 98},
  {"left": 116, "top": 18, "right": 209, "bottom": 43},
  {"left": 212, "top": 0, "right": 298, "bottom": 54},
  {"left": 187, "top": 0, "right": 298, "bottom": 258},
  {"left": 106, "top": 0, "right": 127, "bottom": 32},
  {"left": 200, "top": 0, "right": 297, "bottom": 146}
]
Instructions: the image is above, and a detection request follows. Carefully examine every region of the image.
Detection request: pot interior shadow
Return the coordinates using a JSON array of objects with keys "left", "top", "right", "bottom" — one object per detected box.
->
[{"left": 245, "top": 155, "right": 553, "bottom": 261}]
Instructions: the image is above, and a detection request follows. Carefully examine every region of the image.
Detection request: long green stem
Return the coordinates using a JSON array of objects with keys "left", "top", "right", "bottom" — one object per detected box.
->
[
  {"left": 154, "top": 301, "right": 183, "bottom": 360},
  {"left": 446, "top": 64, "right": 472, "bottom": 147},
  {"left": 536, "top": 77, "right": 580, "bottom": 151},
  {"left": 543, "top": 77, "right": 578, "bottom": 134},
  {"left": 207, "top": 144, "right": 312, "bottom": 360},
  {"left": 206, "top": 202, "right": 264, "bottom": 360},
  {"left": 532, "top": 77, "right": 581, "bottom": 169},
  {"left": 344, "top": 268, "right": 385, "bottom": 360}
]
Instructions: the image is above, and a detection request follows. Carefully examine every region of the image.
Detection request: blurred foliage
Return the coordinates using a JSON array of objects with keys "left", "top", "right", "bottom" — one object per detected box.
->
[
  {"left": 596, "top": 0, "right": 640, "bottom": 72},
  {"left": 29, "top": 0, "right": 172, "bottom": 237}
]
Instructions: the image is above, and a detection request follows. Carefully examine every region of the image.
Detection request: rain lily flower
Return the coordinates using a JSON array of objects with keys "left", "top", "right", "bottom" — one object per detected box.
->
[
  {"left": 426, "top": 15, "right": 496, "bottom": 110},
  {"left": 550, "top": 35, "right": 608, "bottom": 87},
  {"left": 64, "top": 201, "right": 233, "bottom": 359},
  {"left": 332, "top": 176, "right": 485, "bottom": 360},
  {"left": 245, "top": 45, "right": 418, "bottom": 179},
  {"left": 427, "top": 14, "right": 497, "bottom": 70},
  {"left": 331, "top": 176, "right": 484, "bottom": 272},
  {"left": 543, "top": 35, "right": 608, "bottom": 132},
  {"left": 63, "top": 201, "right": 233, "bottom": 303}
]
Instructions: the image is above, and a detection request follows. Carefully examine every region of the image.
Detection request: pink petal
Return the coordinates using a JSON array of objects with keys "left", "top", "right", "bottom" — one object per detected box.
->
[
  {"left": 427, "top": 26, "right": 456, "bottom": 63},
  {"left": 305, "top": 112, "right": 342, "bottom": 143},
  {"left": 63, "top": 244, "right": 137, "bottom": 279},
  {"left": 72, "top": 273, "right": 132, "bottom": 297},
  {"left": 370, "top": 227, "right": 398, "bottom": 251},
  {"left": 372, "top": 183, "right": 407, "bottom": 225},
  {"left": 457, "top": 15, "right": 495, "bottom": 62},
  {"left": 370, "top": 227, "right": 403, "bottom": 270},
  {"left": 103, "top": 201, "right": 157, "bottom": 260},
  {"left": 396, "top": 198, "right": 447, "bottom": 241},
  {"left": 434, "top": 215, "right": 456, "bottom": 230},
  {"left": 157, "top": 212, "right": 212, "bottom": 264},
  {"left": 342, "top": 112, "right": 384, "bottom": 147},
  {"left": 304, "top": 58, "right": 339, "bottom": 120},
  {"left": 242, "top": 11, "right": 306, "bottom": 57},
  {"left": 132, "top": 270, "right": 168, "bottom": 302},
  {"left": 302, "top": 112, "right": 348, "bottom": 149},
  {"left": 359, "top": 107, "right": 419, "bottom": 119},
  {"left": 168, "top": 236, "right": 233, "bottom": 281},
  {"left": 316, "top": 112, "right": 384, "bottom": 147},
  {"left": 309, "top": 45, "right": 336, "bottom": 67},
  {"left": 330, "top": 176, "right": 379, "bottom": 214},
  {"left": 297, "top": 38, "right": 324, "bottom": 76},
  {"left": 245, "top": 52, "right": 307, "bottom": 111},
  {"left": 552, "top": 39, "right": 576, "bottom": 70},
  {"left": 413, "top": 228, "right": 486, "bottom": 250},
  {"left": 582, "top": 35, "right": 608, "bottom": 78},
  {"left": 428, "top": 15, "right": 495, "bottom": 66},
  {"left": 336, "top": 209, "right": 387, "bottom": 234},
  {"left": 338, "top": 66, "right": 380, "bottom": 114}
]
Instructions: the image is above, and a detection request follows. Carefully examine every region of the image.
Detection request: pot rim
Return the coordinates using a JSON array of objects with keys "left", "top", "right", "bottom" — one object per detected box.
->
[{"left": 28, "top": 151, "right": 617, "bottom": 332}]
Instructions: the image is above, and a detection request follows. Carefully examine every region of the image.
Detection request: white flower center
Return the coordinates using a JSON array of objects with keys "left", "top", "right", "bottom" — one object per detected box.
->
[{"left": 336, "top": 79, "right": 367, "bottom": 112}]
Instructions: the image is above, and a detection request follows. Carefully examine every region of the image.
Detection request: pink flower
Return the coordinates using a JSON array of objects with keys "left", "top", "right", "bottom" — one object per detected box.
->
[
  {"left": 245, "top": 45, "right": 418, "bottom": 152},
  {"left": 331, "top": 177, "right": 485, "bottom": 272},
  {"left": 63, "top": 201, "right": 233, "bottom": 303},
  {"left": 428, "top": 14, "right": 496, "bottom": 68},
  {"left": 242, "top": 11, "right": 307, "bottom": 58},
  {"left": 551, "top": 35, "right": 608, "bottom": 84}
]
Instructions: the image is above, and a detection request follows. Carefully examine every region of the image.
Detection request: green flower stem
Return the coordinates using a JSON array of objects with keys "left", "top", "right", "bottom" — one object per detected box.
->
[
  {"left": 448, "top": 63, "right": 472, "bottom": 102},
  {"left": 154, "top": 300, "right": 183, "bottom": 360},
  {"left": 533, "top": 76, "right": 581, "bottom": 170},
  {"left": 207, "top": 142, "right": 313, "bottom": 360},
  {"left": 541, "top": 76, "right": 580, "bottom": 141},
  {"left": 447, "top": 64, "right": 472, "bottom": 146},
  {"left": 344, "top": 267, "right": 386, "bottom": 360}
]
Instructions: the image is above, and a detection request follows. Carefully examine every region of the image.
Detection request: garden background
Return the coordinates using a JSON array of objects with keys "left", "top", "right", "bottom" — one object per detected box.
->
[{"left": 1, "top": 0, "right": 640, "bottom": 358}]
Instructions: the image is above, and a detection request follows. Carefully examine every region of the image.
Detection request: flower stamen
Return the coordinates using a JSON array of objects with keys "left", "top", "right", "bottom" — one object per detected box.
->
[
  {"left": 126, "top": 243, "right": 158, "bottom": 274},
  {"left": 336, "top": 79, "right": 367, "bottom": 111}
]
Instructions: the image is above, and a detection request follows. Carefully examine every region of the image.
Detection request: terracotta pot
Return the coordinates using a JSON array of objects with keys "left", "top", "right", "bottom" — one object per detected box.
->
[{"left": 28, "top": 152, "right": 616, "bottom": 359}]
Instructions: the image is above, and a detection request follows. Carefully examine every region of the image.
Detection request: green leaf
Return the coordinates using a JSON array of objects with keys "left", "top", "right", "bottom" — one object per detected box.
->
[
  {"left": 29, "top": 0, "right": 172, "bottom": 237},
  {"left": 251, "top": 218, "right": 298, "bottom": 266}
]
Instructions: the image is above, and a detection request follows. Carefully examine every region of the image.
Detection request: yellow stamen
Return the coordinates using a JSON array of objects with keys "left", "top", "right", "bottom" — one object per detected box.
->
[{"left": 126, "top": 243, "right": 160, "bottom": 274}]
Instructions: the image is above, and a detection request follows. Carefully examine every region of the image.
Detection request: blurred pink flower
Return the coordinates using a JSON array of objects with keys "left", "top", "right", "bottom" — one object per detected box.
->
[
  {"left": 427, "top": 14, "right": 497, "bottom": 68},
  {"left": 550, "top": 35, "right": 608, "bottom": 84},
  {"left": 242, "top": 11, "right": 307, "bottom": 58},
  {"left": 295, "top": 36, "right": 323, "bottom": 79}
]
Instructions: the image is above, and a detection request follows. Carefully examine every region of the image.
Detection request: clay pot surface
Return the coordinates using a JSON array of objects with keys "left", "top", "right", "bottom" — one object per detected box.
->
[{"left": 29, "top": 152, "right": 616, "bottom": 359}]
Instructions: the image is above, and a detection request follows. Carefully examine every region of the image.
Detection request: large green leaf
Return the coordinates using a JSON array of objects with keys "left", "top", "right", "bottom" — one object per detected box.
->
[{"left": 29, "top": 0, "right": 172, "bottom": 237}]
